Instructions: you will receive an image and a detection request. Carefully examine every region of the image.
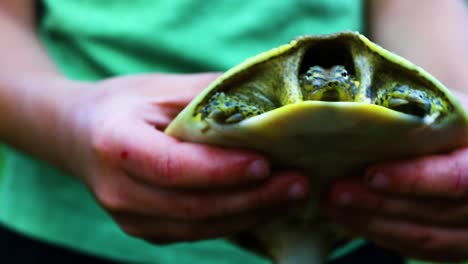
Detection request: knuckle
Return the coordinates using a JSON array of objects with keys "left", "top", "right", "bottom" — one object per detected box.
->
[
  {"left": 94, "top": 184, "right": 129, "bottom": 213},
  {"left": 154, "top": 153, "right": 179, "bottom": 183},
  {"left": 90, "top": 126, "right": 117, "bottom": 161}
]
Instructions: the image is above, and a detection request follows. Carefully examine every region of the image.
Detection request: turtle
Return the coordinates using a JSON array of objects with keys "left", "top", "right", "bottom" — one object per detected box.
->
[{"left": 165, "top": 31, "right": 468, "bottom": 264}]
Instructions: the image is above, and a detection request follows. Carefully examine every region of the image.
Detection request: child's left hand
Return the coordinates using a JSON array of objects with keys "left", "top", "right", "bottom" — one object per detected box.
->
[{"left": 322, "top": 92, "right": 468, "bottom": 262}]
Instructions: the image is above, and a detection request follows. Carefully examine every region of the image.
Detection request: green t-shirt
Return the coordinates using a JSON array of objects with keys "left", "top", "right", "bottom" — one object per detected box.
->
[{"left": 0, "top": 1, "right": 364, "bottom": 263}]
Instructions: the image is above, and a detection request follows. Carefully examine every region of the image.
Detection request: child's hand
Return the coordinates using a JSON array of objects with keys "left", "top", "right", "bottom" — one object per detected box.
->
[
  {"left": 58, "top": 73, "right": 309, "bottom": 244},
  {"left": 322, "top": 91, "right": 468, "bottom": 262},
  {"left": 322, "top": 147, "right": 468, "bottom": 262}
]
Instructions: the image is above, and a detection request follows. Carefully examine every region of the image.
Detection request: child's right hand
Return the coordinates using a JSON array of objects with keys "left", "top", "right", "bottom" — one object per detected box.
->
[{"left": 56, "top": 73, "right": 310, "bottom": 243}]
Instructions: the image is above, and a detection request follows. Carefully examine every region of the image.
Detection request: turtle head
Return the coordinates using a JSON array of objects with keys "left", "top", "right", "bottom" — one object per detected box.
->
[{"left": 300, "top": 65, "right": 357, "bottom": 102}]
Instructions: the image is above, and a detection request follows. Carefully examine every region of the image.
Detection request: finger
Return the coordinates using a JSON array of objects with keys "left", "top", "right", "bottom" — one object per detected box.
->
[
  {"left": 115, "top": 212, "right": 273, "bottom": 244},
  {"left": 139, "top": 128, "right": 270, "bottom": 188},
  {"left": 372, "top": 237, "right": 468, "bottom": 263},
  {"left": 324, "top": 179, "right": 468, "bottom": 226},
  {"left": 332, "top": 215, "right": 468, "bottom": 263},
  {"left": 105, "top": 72, "right": 221, "bottom": 105},
  {"left": 364, "top": 148, "right": 468, "bottom": 198},
  {"left": 321, "top": 206, "right": 468, "bottom": 262},
  {"left": 129, "top": 73, "right": 223, "bottom": 129},
  {"left": 96, "top": 170, "right": 309, "bottom": 221},
  {"left": 143, "top": 73, "right": 222, "bottom": 108},
  {"left": 96, "top": 123, "right": 273, "bottom": 189}
]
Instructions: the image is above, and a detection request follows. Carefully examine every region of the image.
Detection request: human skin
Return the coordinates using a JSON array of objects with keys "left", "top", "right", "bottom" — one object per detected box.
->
[
  {"left": 0, "top": 2, "right": 309, "bottom": 243},
  {"left": 2, "top": 0, "right": 468, "bottom": 261},
  {"left": 321, "top": 0, "right": 468, "bottom": 262}
]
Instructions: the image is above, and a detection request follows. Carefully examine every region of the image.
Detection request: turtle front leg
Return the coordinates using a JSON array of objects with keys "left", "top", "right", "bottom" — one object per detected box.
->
[
  {"left": 200, "top": 88, "right": 275, "bottom": 124},
  {"left": 374, "top": 84, "right": 448, "bottom": 124}
]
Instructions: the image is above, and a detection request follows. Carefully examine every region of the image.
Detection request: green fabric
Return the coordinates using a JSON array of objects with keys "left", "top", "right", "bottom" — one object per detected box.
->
[{"left": 0, "top": 1, "right": 364, "bottom": 263}]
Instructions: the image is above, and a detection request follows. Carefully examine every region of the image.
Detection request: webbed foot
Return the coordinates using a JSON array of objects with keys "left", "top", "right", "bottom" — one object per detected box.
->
[{"left": 200, "top": 91, "right": 273, "bottom": 124}]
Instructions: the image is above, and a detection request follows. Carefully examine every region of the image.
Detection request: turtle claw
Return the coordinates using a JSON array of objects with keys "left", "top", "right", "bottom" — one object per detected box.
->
[
  {"left": 423, "top": 113, "right": 440, "bottom": 125},
  {"left": 388, "top": 98, "right": 409, "bottom": 108},
  {"left": 387, "top": 96, "right": 429, "bottom": 117},
  {"left": 225, "top": 113, "right": 244, "bottom": 123},
  {"left": 208, "top": 109, "right": 224, "bottom": 120},
  {"left": 200, "top": 90, "right": 273, "bottom": 124},
  {"left": 203, "top": 97, "right": 249, "bottom": 123}
]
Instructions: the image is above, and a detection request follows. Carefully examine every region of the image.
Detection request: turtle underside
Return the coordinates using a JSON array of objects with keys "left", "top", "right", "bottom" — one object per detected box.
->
[{"left": 165, "top": 31, "right": 468, "bottom": 264}]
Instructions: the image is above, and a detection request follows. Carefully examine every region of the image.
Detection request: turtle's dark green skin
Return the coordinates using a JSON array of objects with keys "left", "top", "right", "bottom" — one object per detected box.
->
[
  {"left": 199, "top": 64, "right": 450, "bottom": 125},
  {"left": 374, "top": 84, "right": 449, "bottom": 123},
  {"left": 166, "top": 31, "right": 468, "bottom": 264},
  {"left": 200, "top": 88, "right": 275, "bottom": 123}
]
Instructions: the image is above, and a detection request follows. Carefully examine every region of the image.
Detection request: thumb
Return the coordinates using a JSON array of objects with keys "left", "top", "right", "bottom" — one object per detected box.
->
[{"left": 146, "top": 72, "right": 222, "bottom": 106}]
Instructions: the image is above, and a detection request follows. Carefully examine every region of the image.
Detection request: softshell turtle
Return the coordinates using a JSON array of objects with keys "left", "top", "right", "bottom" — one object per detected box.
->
[{"left": 165, "top": 31, "right": 468, "bottom": 264}]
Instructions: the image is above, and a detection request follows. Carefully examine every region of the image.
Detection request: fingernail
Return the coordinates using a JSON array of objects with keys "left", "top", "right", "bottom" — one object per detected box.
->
[
  {"left": 288, "top": 182, "right": 307, "bottom": 199},
  {"left": 368, "top": 172, "right": 389, "bottom": 188},
  {"left": 247, "top": 159, "right": 270, "bottom": 179}
]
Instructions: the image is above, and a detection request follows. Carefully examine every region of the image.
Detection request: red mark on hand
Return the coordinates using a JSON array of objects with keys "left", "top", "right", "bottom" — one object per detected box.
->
[{"left": 120, "top": 150, "right": 129, "bottom": 160}]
